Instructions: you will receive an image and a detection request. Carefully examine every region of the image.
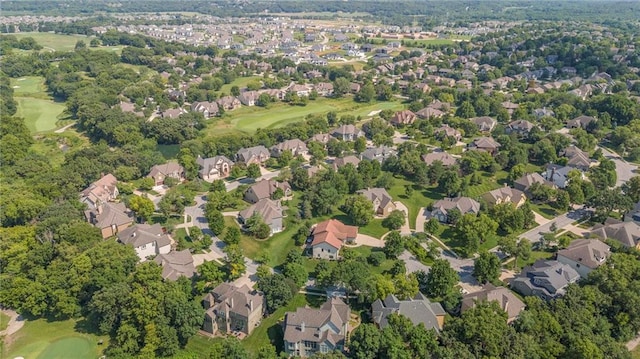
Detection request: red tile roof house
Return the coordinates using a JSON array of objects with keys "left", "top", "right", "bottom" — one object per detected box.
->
[{"left": 309, "top": 219, "right": 358, "bottom": 260}]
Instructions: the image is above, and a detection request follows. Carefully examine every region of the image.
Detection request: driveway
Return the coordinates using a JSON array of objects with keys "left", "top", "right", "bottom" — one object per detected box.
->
[
  {"left": 354, "top": 234, "right": 384, "bottom": 247},
  {"left": 232, "top": 259, "right": 260, "bottom": 289},
  {"left": 394, "top": 201, "right": 412, "bottom": 234},
  {"left": 519, "top": 207, "right": 588, "bottom": 243},
  {"left": 415, "top": 207, "right": 429, "bottom": 234},
  {"left": 224, "top": 169, "right": 282, "bottom": 192},
  {"left": 183, "top": 194, "right": 226, "bottom": 258},
  {"left": 399, "top": 250, "right": 430, "bottom": 274},
  {"left": 598, "top": 146, "right": 637, "bottom": 187}
]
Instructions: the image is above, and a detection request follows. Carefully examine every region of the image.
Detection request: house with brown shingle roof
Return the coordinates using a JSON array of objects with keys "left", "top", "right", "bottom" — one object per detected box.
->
[
  {"left": 506, "top": 120, "right": 536, "bottom": 137},
  {"left": 422, "top": 151, "right": 457, "bottom": 167},
  {"left": 85, "top": 202, "right": 133, "bottom": 239},
  {"left": 331, "top": 125, "right": 364, "bottom": 141},
  {"left": 283, "top": 297, "right": 350, "bottom": 357},
  {"left": 238, "top": 198, "right": 285, "bottom": 236},
  {"left": 331, "top": 156, "right": 361, "bottom": 171},
  {"left": 589, "top": 219, "right": 640, "bottom": 249},
  {"left": 147, "top": 163, "right": 185, "bottom": 186},
  {"left": 244, "top": 180, "right": 292, "bottom": 204},
  {"left": 481, "top": 186, "right": 527, "bottom": 208},
  {"left": 428, "top": 197, "right": 480, "bottom": 223},
  {"left": 310, "top": 219, "right": 358, "bottom": 260},
  {"left": 513, "top": 173, "right": 556, "bottom": 193},
  {"left": 461, "top": 284, "right": 525, "bottom": 323},
  {"left": 557, "top": 239, "right": 610, "bottom": 278},
  {"left": 390, "top": 110, "right": 417, "bottom": 126},
  {"left": 191, "top": 101, "right": 219, "bottom": 118},
  {"left": 470, "top": 116, "right": 497, "bottom": 132},
  {"left": 236, "top": 145, "right": 270, "bottom": 165},
  {"left": 416, "top": 107, "right": 444, "bottom": 119},
  {"left": 80, "top": 174, "right": 119, "bottom": 210},
  {"left": 566, "top": 115, "right": 596, "bottom": 129},
  {"left": 203, "top": 283, "right": 265, "bottom": 336},
  {"left": 117, "top": 223, "right": 172, "bottom": 261},
  {"left": 468, "top": 136, "right": 501, "bottom": 155},
  {"left": 271, "top": 139, "right": 308, "bottom": 158},
  {"left": 434, "top": 125, "right": 461, "bottom": 141},
  {"left": 357, "top": 188, "right": 397, "bottom": 217},
  {"left": 154, "top": 249, "right": 196, "bottom": 281}
]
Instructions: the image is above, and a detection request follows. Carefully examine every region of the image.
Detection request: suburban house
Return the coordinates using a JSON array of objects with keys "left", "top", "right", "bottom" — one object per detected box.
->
[
  {"left": 506, "top": 120, "right": 536, "bottom": 137},
  {"left": 561, "top": 145, "right": 597, "bottom": 171},
  {"left": 314, "top": 82, "right": 334, "bottom": 97},
  {"left": 361, "top": 146, "right": 397, "bottom": 163},
  {"left": 271, "top": 139, "right": 309, "bottom": 158},
  {"left": 589, "top": 219, "right": 640, "bottom": 249},
  {"left": 510, "top": 260, "right": 580, "bottom": 300},
  {"left": 331, "top": 156, "right": 361, "bottom": 171},
  {"left": 357, "top": 188, "right": 397, "bottom": 217},
  {"left": 203, "top": 283, "right": 265, "bottom": 336},
  {"left": 244, "top": 180, "right": 292, "bottom": 204},
  {"left": 154, "top": 249, "right": 196, "bottom": 281},
  {"left": 309, "top": 133, "right": 331, "bottom": 144},
  {"left": 236, "top": 145, "right": 270, "bottom": 165},
  {"left": 468, "top": 136, "right": 501, "bottom": 155},
  {"left": 372, "top": 293, "right": 445, "bottom": 331},
  {"left": 481, "top": 187, "right": 527, "bottom": 208},
  {"left": 501, "top": 101, "right": 519, "bottom": 115},
  {"left": 331, "top": 124, "right": 364, "bottom": 141},
  {"left": 513, "top": 173, "right": 556, "bottom": 193},
  {"left": 422, "top": 151, "right": 458, "bottom": 167},
  {"left": 161, "top": 107, "right": 187, "bottom": 119},
  {"left": 434, "top": 125, "right": 462, "bottom": 141},
  {"left": 147, "top": 163, "right": 185, "bottom": 186},
  {"left": 470, "top": 116, "right": 497, "bottom": 132},
  {"left": 216, "top": 96, "right": 242, "bottom": 111},
  {"left": 196, "top": 155, "right": 234, "bottom": 180},
  {"left": 566, "top": 115, "right": 596, "bottom": 129},
  {"left": 541, "top": 164, "right": 583, "bottom": 189},
  {"left": 390, "top": 110, "right": 417, "bottom": 126},
  {"left": 117, "top": 223, "right": 172, "bottom": 261},
  {"left": 428, "top": 197, "right": 480, "bottom": 223},
  {"left": 556, "top": 239, "right": 610, "bottom": 278},
  {"left": 80, "top": 173, "right": 119, "bottom": 210},
  {"left": 283, "top": 297, "right": 350, "bottom": 357},
  {"left": 416, "top": 107, "right": 445, "bottom": 119},
  {"left": 238, "top": 198, "right": 285, "bottom": 236},
  {"left": 191, "top": 101, "right": 219, "bottom": 118},
  {"left": 310, "top": 219, "right": 358, "bottom": 260},
  {"left": 85, "top": 202, "right": 133, "bottom": 239},
  {"left": 461, "top": 284, "right": 526, "bottom": 323},
  {"left": 238, "top": 91, "right": 260, "bottom": 106}
]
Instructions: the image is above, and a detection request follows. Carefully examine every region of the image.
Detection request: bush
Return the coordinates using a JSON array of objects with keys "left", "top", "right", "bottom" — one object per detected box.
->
[
  {"left": 383, "top": 210, "right": 405, "bottom": 230},
  {"left": 368, "top": 251, "right": 387, "bottom": 266}
]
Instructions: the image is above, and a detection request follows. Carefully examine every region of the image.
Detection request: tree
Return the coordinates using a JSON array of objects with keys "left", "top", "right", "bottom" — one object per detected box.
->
[
  {"left": 247, "top": 163, "right": 261, "bottom": 179},
  {"left": 456, "top": 101, "right": 476, "bottom": 118},
  {"left": 622, "top": 176, "right": 640, "bottom": 203},
  {"left": 349, "top": 323, "right": 381, "bottom": 359},
  {"left": 424, "top": 217, "right": 440, "bottom": 234},
  {"left": 223, "top": 244, "right": 246, "bottom": 280},
  {"left": 383, "top": 231, "right": 404, "bottom": 258},
  {"left": 382, "top": 210, "right": 405, "bottom": 230},
  {"left": 246, "top": 213, "right": 271, "bottom": 239},
  {"left": 210, "top": 179, "right": 226, "bottom": 193},
  {"left": 129, "top": 195, "right": 155, "bottom": 222},
  {"left": 222, "top": 225, "right": 241, "bottom": 245},
  {"left": 424, "top": 259, "right": 459, "bottom": 298},
  {"left": 196, "top": 260, "right": 225, "bottom": 293},
  {"left": 354, "top": 136, "right": 367, "bottom": 154},
  {"left": 208, "top": 338, "right": 248, "bottom": 359},
  {"left": 342, "top": 195, "right": 374, "bottom": 226},
  {"left": 282, "top": 261, "right": 307, "bottom": 288},
  {"left": 333, "top": 77, "right": 351, "bottom": 97},
  {"left": 455, "top": 214, "right": 498, "bottom": 257},
  {"left": 355, "top": 83, "right": 375, "bottom": 103},
  {"left": 204, "top": 207, "right": 225, "bottom": 235},
  {"left": 473, "top": 251, "right": 501, "bottom": 284},
  {"left": 257, "top": 273, "right": 295, "bottom": 313}
]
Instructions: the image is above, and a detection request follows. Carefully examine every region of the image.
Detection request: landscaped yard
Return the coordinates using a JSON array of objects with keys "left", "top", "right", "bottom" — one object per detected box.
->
[
  {"left": 205, "top": 98, "right": 404, "bottom": 136},
  {"left": 388, "top": 177, "right": 444, "bottom": 229},
  {"left": 4, "top": 318, "right": 107, "bottom": 359}
]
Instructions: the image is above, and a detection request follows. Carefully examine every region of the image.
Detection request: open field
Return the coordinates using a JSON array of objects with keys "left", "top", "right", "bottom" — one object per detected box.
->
[
  {"left": 9, "top": 32, "right": 123, "bottom": 53},
  {"left": 4, "top": 318, "right": 107, "bottom": 359},
  {"left": 207, "top": 98, "right": 404, "bottom": 137},
  {"left": 11, "top": 76, "right": 68, "bottom": 133},
  {"left": 0, "top": 312, "right": 9, "bottom": 332}
]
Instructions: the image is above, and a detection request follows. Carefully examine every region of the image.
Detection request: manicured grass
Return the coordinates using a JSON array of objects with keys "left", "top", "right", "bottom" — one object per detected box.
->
[
  {"left": 530, "top": 203, "right": 564, "bottom": 220},
  {"left": 388, "top": 177, "right": 444, "bottom": 229},
  {"left": 10, "top": 76, "right": 49, "bottom": 98},
  {"left": 206, "top": 99, "right": 403, "bottom": 136},
  {"left": 228, "top": 215, "right": 299, "bottom": 267},
  {"left": 156, "top": 144, "right": 181, "bottom": 159},
  {"left": 632, "top": 346, "right": 640, "bottom": 359},
  {"left": 15, "top": 97, "right": 67, "bottom": 133},
  {"left": 219, "top": 76, "right": 261, "bottom": 94},
  {"left": 464, "top": 170, "right": 509, "bottom": 198},
  {"left": 347, "top": 246, "right": 397, "bottom": 275},
  {"left": 10, "top": 32, "right": 90, "bottom": 52},
  {"left": 331, "top": 214, "right": 388, "bottom": 239},
  {"left": 4, "top": 318, "right": 107, "bottom": 359},
  {"left": 516, "top": 249, "right": 555, "bottom": 270},
  {"left": 437, "top": 226, "right": 499, "bottom": 257},
  {"left": 0, "top": 312, "right": 10, "bottom": 332}
]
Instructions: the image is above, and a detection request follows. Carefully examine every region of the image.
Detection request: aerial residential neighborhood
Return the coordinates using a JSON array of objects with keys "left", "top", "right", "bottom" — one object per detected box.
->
[{"left": 2, "top": 1, "right": 640, "bottom": 359}]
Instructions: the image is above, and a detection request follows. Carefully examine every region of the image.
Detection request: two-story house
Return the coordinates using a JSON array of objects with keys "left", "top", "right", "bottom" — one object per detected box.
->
[
  {"left": 117, "top": 223, "right": 172, "bottom": 261},
  {"left": 428, "top": 197, "right": 480, "bottom": 223},
  {"left": 244, "top": 180, "right": 292, "bottom": 204},
  {"left": 147, "top": 163, "right": 185, "bottom": 186},
  {"left": 236, "top": 145, "right": 270, "bottom": 165},
  {"left": 238, "top": 198, "right": 285, "bottom": 236},
  {"left": 309, "top": 219, "right": 358, "bottom": 260},
  {"left": 203, "top": 283, "right": 265, "bottom": 336},
  {"left": 556, "top": 239, "right": 610, "bottom": 278},
  {"left": 196, "top": 155, "right": 235, "bottom": 180}
]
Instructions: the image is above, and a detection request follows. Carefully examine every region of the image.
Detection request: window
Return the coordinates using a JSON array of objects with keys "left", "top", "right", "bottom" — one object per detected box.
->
[{"left": 141, "top": 244, "right": 146, "bottom": 249}]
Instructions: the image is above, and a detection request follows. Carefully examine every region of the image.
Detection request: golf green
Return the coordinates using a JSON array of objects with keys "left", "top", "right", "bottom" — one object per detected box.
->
[{"left": 36, "top": 337, "right": 93, "bottom": 359}]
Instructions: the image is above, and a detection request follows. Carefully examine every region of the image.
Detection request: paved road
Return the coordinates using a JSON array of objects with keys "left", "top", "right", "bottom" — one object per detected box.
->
[
  {"left": 399, "top": 250, "right": 430, "bottom": 274},
  {"left": 598, "top": 146, "right": 637, "bottom": 187},
  {"left": 184, "top": 194, "right": 226, "bottom": 258},
  {"left": 225, "top": 169, "right": 282, "bottom": 192},
  {"left": 519, "top": 207, "right": 589, "bottom": 243}
]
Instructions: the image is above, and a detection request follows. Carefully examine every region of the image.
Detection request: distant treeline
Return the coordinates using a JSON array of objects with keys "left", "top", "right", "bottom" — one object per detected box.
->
[{"left": 3, "top": 1, "right": 640, "bottom": 25}]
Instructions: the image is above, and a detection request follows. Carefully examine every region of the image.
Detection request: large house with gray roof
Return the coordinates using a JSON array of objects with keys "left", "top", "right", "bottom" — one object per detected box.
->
[
  {"left": 283, "top": 297, "right": 350, "bottom": 357},
  {"left": 244, "top": 180, "right": 291, "bottom": 204},
  {"left": 117, "top": 223, "right": 172, "bottom": 261},
  {"left": 372, "top": 293, "right": 446, "bottom": 331},
  {"left": 428, "top": 197, "right": 480, "bottom": 223},
  {"left": 357, "top": 188, "right": 397, "bottom": 217},
  {"left": 510, "top": 260, "right": 579, "bottom": 300},
  {"left": 589, "top": 219, "right": 640, "bottom": 249},
  {"left": 238, "top": 198, "right": 285, "bottom": 236},
  {"left": 461, "top": 284, "right": 525, "bottom": 323},
  {"left": 196, "top": 155, "right": 234, "bottom": 180},
  {"left": 557, "top": 239, "right": 610, "bottom": 278},
  {"left": 236, "top": 145, "right": 270, "bottom": 165},
  {"left": 203, "top": 283, "right": 264, "bottom": 336},
  {"left": 154, "top": 249, "right": 196, "bottom": 281}
]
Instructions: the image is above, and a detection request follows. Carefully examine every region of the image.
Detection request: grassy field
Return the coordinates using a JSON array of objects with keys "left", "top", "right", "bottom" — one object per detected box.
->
[
  {"left": 11, "top": 76, "right": 67, "bottom": 133},
  {"left": 388, "top": 177, "right": 444, "bottom": 229},
  {"left": 206, "top": 99, "right": 403, "bottom": 137},
  {"left": 632, "top": 346, "right": 640, "bottom": 359},
  {"left": 219, "top": 76, "right": 261, "bottom": 94},
  {"left": 9, "top": 32, "right": 123, "bottom": 53},
  {"left": 0, "top": 312, "right": 9, "bottom": 332},
  {"left": 4, "top": 318, "right": 107, "bottom": 359}
]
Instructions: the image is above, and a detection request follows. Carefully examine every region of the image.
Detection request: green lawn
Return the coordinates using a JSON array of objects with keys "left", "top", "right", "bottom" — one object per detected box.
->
[
  {"left": 219, "top": 76, "right": 261, "bottom": 94},
  {"left": 515, "top": 249, "right": 555, "bottom": 270},
  {"left": 530, "top": 203, "right": 564, "bottom": 220},
  {"left": 437, "top": 226, "right": 499, "bottom": 257},
  {"left": 10, "top": 76, "right": 50, "bottom": 98},
  {"left": 29, "top": 130, "right": 89, "bottom": 168},
  {"left": 0, "top": 312, "right": 10, "bottom": 332},
  {"left": 4, "top": 318, "right": 107, "bottom": 359},
  {"left": 632, "top": 346, "right": 640, "bottom": 359},
  {"left": 347, "top": 246, "right": 397, "bottom": 275},
  {"left": 388, "top": 177, "right": 444, "bottom": 229},
  {"left": 227, "top": 216, "right": 299, "bottom": 267},
  {"left": 10, "top": 32, "right": 90, "bottom": 52},
  {"left": 157, "top": 144, "right": 181, "bottom": 159},
  {"left": 11, "top": 76, "right": 67, "bottom": 133},
  {"left": 207, "top": 99, "right": 403, "bottom": 136}
]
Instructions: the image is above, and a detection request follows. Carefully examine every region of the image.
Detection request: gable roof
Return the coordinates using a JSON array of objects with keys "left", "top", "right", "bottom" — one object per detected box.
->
[
  {"left": 272, "top": 139, "right": 308, "bottom": 153},
  {"left": 432, "top": 197, "right": 480, "bottom": 215},
  {"left": 205, "top": 283, "right": 264, "bottom": 319},
  {"left": 283, "top": 297, "right": 349, "bottom": 346},
  {"left": 85, "top": 202, "right": 131, "bottom": 229},
  {"left": 422, "top": 151, "right": 457, "bottom": 166},
  {"left": 332, "top": 156, "right": 361, "bottom": 170},
  {"left": 117, "top": 223, "right": 171, "bottom": 249},
  {"left": 357, "top": 188, "right": 394, "bottom": 209},
  {"left": 196, "top": 155, "right": 234, "bottom": 176},
  {"left": 81, "top": 173, "right": 118, "bottom": 204},
  {"left": 557, "top": 239, "right": 610, "bottom": 270},
  {"left": 148, "top": 163, "right": 184, "bottom": 178},
  {"left": 154, "top": 249, "right": 196, "bottom": 280},
  {"left": 239, "top": 198, "right": 283, "bottom": 224},
  {"left": 514, "top": 173, "right": 555, "bottom": 190},
  {"left": 311, "top": 219, "right": 358, "bottom": 249},
  {"left": 470, "top": 136, "right": 501, "bottom": 150},
  {"left": 390, "top": 110, "right": 417, "bottom": 125},
  {"left": 246, "top": 180, "right": 291, "bottom": 201},
  {"left": 482, "top": 187, "right": 526, "bottom": 205},
  {"left": 236, "top": 145, "right": 269, "bottom": 162},
  {"left": 590, "top": 220, "right": 640, "bottom": 248},
  {"left": 461, "top": 284, "right": 525, "bottom": 321},
  {"left": 470, "top": 116, "right": 497, "bottom": 131},
  {"left": 371, "top": 293, "right": 445, "bottom": 331},
  {"left": 512, "top": 260, "right": 579, "bottom": 297}
]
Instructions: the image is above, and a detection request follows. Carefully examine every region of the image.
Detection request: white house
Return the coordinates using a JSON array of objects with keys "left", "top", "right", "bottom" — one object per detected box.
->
[{"left": 117, "top": 224, "right": 172, "bottom": 261}]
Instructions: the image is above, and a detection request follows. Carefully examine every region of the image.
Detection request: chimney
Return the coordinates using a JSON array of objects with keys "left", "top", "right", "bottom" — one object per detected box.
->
[
  {"left": 229, "top": 297, "right": 234, "bottom": 308},
  {"left": 300, "top": 321, "right": 305, "bottom": 332},
  {"left": 249, "top": 300, "right": 253, "bottom": 312}
]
